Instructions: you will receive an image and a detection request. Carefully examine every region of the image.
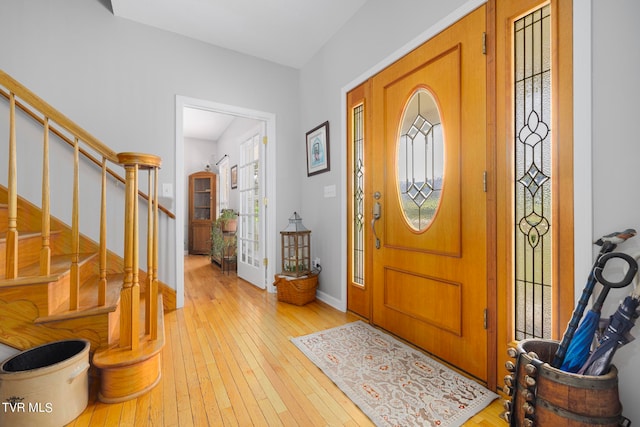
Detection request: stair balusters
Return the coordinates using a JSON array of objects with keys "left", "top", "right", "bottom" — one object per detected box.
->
[
  {"left": 117, "top": 152, "right": 161, "bottom": 350},
  {"left": 40, "top": 117, "right": 51, "bottom": 276},
  {"left": 145, "top": 166, "right": 159, "bottom": 339},
  {"left": 70, "top": 138, "right": 81, "bottom": 310},
  {"left": 99, "top": 157, "right": 108, "bottom": 306},
  {"left": 2, "top": 69, "right": 164, "bottom": 352},
  {"left": 6, "top": 92, "right": 18, "bottom": 279}
]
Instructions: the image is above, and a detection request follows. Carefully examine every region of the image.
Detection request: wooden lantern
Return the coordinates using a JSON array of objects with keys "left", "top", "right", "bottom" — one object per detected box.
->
[{"left": 280, "top": 212, "right": 311, "bottom": 277}]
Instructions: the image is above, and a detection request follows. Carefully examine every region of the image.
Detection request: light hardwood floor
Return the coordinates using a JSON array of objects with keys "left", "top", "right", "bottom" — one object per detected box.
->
[{"left": 68, "top": 255, "right": 504, "bottom": 426}]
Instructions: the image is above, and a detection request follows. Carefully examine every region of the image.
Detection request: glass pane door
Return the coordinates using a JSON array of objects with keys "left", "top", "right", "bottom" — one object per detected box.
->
[{"left": 238, "top": 129, "right": 265, "bottom": 288}]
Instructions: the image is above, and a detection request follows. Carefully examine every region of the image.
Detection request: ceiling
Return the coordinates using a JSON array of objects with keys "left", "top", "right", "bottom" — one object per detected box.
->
[
  {"left": 183, "top": 108, "right": 236, "bottom": 141},
  {"left": 110, "top": 0, "right": 368, "bottom": 69},
  {"left": 111, "top": 0, "right": 368, "bottom": 141}
]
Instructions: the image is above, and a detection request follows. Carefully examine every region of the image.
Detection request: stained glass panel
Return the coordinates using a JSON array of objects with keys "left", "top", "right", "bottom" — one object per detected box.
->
[
  {"left": 352, "top": 104, "right": 365, "bottom": 285},
  {"left": 514, "top": 5, "right": 552, "bottom": 340},
  {"left": 397, "top": 89, "right": 443, "bottom": 231}
]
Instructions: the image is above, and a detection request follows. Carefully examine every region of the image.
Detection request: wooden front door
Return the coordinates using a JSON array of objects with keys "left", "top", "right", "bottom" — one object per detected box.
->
[{"left": 369, "top": 6, "right": 488, "bottom": 381}]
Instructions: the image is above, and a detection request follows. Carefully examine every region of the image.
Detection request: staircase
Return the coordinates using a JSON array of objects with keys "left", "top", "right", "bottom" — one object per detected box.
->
[{"left": 0, "top": 70, "right": 169, "bottom": 403}]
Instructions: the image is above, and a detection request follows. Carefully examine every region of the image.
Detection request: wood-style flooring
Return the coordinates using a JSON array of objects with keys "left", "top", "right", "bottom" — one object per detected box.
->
[{"left": 68, "top": 255, "right": 504, "bottom": 426}]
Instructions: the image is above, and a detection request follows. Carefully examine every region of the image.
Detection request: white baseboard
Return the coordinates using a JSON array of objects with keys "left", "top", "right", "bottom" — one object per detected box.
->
[{"left": 315, "top": 289, "right": 346, "bottom": 312}]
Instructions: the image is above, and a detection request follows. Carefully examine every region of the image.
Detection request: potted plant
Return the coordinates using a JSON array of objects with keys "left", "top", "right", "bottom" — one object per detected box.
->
[
  {"left": 210, "top": 224, "right": 225, "bottom": 261},
  {"left": 210, "top": 210, "right": 238, "bottom": 266},
  {"left": 218, "top": 209, "right": 238, "bottom": 232}
]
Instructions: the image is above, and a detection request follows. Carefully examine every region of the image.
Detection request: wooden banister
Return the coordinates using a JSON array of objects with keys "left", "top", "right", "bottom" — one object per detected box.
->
[
  {"left": 2, "top": 69, "right": 164, "bottom": 351},
  {"left": 0, "top": 85, "right": 175, "bottom": 220},
  {"left": 0, "top": 70, "right": 118, "bottom": 163}
]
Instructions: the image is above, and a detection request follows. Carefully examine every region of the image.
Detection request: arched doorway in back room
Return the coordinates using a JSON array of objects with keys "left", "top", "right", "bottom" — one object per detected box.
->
[{"left": 175, "top": 96, "right": 277, "bottom": 307}]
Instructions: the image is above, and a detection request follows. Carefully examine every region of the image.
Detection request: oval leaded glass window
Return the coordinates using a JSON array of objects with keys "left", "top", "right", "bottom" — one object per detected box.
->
[{"left": 397, "top": 89, "right": 444, "bottom": 231}]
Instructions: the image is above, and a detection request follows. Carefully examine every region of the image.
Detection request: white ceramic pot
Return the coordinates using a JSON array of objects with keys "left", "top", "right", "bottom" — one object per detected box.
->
[{"left": 0, "top": 339, "right": 90, "bottom": 427}]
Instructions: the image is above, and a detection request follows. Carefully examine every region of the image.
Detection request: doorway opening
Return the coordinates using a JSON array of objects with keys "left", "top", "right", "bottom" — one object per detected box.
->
[{"left": 175, "top": 96, "right": 277, "bottom": 308}]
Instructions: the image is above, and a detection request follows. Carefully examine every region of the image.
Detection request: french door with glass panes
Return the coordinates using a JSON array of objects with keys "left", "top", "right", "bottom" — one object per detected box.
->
[{"left": 237, "top": 125, "right": 266, "bottom": 288}]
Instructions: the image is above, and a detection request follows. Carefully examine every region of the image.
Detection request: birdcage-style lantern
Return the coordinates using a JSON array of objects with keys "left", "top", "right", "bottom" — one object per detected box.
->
[{"left": 280, "top": 212, "right": 311, "bottom": 277}]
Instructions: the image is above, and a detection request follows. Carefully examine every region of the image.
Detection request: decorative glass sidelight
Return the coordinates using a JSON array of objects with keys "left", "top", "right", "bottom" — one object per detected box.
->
[
  {"left": 352, "top": 104, "right": 365, "bottom": 285},
  {"left": 514, "top": 5, "right": 552, "bottom": 339},
  {"left": 397, "top": 89, "right": 444, "bottom": 231}
]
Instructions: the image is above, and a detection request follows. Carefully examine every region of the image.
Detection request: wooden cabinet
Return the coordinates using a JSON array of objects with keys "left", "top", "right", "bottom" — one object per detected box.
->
[{"left": 188, "top": 172, "right": 216, "bottom": 254}]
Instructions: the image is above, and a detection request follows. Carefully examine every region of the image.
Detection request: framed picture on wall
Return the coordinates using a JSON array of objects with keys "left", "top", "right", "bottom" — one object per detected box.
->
[
  {"left": 231, "top": 165, "right": 238, "bottom": 189},
  {"left": 306, "top": 121, "right": 330, "bottom": 176}
]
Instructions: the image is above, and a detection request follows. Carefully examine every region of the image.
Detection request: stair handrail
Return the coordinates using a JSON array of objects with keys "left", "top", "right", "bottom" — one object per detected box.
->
[
  {"left": 1, "top": 70, "right": 162, "bottom": 351},
  {"left": 0, "top": 76, "right": 175, "bottom": 220},
  {"left": 0, "top": 70, "right": 118, "bottom": 163}
]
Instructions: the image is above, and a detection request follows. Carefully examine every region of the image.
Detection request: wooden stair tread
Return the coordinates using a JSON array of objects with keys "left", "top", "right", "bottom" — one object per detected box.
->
[
  {"left": 0, "top": 252, "right": 97, "bottom": 287},
  {"left": 93, "top": 294, "right": 165, "bottom": 368},
  {"left": 3, "top": 180, "right": 165, "bottom": 402},
  {"left": 0, "top": 229, "right": 62, "bottom": 239},
  {"left": 0, "top": 230, "right": 42, "bottom": 241},
  {"left": 35, "top": 274, "right": 123, "bottom": 323},
  {"left": 79, "top": 273, "right": 124, "bottom": 308}
]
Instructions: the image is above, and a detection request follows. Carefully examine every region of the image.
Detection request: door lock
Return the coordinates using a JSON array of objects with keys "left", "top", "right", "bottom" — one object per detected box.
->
[{"left": 372, "top": 192, "right": 381, "bottom": 249}]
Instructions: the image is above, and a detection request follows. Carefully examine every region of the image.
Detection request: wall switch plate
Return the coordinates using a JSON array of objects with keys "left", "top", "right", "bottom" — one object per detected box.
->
[
  {"left": 323, "top": 185, "right": 336, "bottom": 198},
  {"left": 162, "top": 183, "right": 173, "bottom": 198}
]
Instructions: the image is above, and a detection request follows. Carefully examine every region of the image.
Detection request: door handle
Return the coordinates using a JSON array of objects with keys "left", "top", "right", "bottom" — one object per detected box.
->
[{"left": 371, "top": 192, "right": 381, "bottom": 249}]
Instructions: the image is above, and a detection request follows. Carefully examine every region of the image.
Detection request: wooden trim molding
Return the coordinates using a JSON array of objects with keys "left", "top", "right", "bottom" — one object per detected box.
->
[{"left": 159, "top": 281, "right": 177, "bottom": 312}]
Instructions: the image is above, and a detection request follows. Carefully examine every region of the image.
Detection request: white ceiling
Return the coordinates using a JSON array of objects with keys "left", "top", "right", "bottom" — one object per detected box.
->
[
  {"left": 110, "top": 0, "right": 368, "bottom": 69},
  {"left": 183, "top": 107, "right": 236, "bottom": 140},
  {"left": 111, "top": 0, "right": 368, "bottom": 141}
]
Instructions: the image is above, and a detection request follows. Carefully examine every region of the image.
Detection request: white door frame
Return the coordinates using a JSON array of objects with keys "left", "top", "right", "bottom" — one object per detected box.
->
[{"left": 175, "top": 95, "right": 277, "bottom": 308}]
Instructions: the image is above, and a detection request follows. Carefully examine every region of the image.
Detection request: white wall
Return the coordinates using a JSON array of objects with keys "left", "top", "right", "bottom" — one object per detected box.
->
[
  {"left": 0, "top": 0, "right": 301, "bottom": 294},
  {"left": 4, "top": 0, "right": 640, "bottom": 418},
  {"left": 591, "top": 0, "right": 640, "bottom": 422},
  {"left": 300, "top": 0, "right": 640, "bottom": 419},
  {"left": 298, "top": 0, "right": 476, "bottom": 307},
  {"left": 184, "top": 138, "right": 217, "bottom": 178}
]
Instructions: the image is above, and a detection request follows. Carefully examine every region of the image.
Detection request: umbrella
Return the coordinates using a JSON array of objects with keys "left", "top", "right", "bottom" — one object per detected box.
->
[
  {"left": 579, "top": 268, "right": 640, "bottom": 376},
  {"left": 551, "top": 229, "right": 637, "bottom": 369},
  {"left": 559, "top": 252, "right": 637, "bottom": 373}
]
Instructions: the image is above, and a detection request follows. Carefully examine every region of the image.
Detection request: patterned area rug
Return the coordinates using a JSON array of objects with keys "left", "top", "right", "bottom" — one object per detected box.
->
[{"left": 291, "top": 321, "right": 497, "bottom": 427}]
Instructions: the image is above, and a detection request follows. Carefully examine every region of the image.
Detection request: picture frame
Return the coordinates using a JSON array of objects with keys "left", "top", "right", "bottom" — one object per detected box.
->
[
  {"left": 230, "top": 165, "right": 238, "bottom": 189},
  {"left": 306, "top": 121, "right": 330, "bottom": 176}
]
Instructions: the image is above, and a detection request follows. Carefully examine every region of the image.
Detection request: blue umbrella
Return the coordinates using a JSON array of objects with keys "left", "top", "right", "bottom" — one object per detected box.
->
[
  {"left": 560, "top": 307, "right": 601, "bottom": 372},
  {"left": 552, "top": 229, "right": 636, "bottom": 369},
  {"left": 560, "top": 252, "right": 637, "bottom": 372},
  {"left": 579, "top": 287, "right": 640, "bottom": 375}
]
